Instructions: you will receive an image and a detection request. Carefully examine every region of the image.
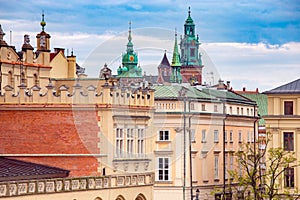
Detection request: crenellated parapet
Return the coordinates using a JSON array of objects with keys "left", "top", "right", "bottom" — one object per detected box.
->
[{"left": 0, "top": 79, "right": 155, "bottom": 107}]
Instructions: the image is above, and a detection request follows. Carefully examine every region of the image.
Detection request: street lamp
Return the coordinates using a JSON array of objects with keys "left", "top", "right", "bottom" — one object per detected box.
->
[{"left": 195, "top": 189, "right": 200, "bottom": 200}]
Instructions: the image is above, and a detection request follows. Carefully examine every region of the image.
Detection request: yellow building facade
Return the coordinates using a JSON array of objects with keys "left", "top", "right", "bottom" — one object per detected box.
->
[{"left": 264, "top": 79, "right": 300, "bottom": 196}]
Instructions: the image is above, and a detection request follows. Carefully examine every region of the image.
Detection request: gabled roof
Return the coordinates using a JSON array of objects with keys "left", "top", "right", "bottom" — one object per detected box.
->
[
  {"left": 0, "top": 157, "right": 69, "bottom": 182},
  {"left": 263, "top": 78, "right": 300, "bottom": 94}
]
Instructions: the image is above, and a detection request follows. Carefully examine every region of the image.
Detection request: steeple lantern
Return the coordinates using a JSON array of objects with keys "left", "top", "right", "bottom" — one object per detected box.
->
[
  {"left": 184, "top": 7, "right": 195, "bottom": 37},
  {"left": 36, "top": 11, "right": 51, "bottom": 52}
]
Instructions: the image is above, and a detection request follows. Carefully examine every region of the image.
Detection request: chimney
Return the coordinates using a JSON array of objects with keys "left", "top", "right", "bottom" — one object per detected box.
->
[
  {"left": 256, "top": 88, "right": 259, "bottom": 93},
  {"left": 243, "top": 87, "right": 246, "bottom": 92},
  {"left": 226, "top": 81, "right": 231, "bottom": 90}
]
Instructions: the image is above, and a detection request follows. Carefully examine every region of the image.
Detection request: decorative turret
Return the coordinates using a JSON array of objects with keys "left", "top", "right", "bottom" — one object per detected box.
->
[
  {"left": 179, "top": 7, "right": 203, "bottom": 85},
  {"left": 184, "top": 7, "right": 195, "bottom": 37},
  {"left": 157, "top": 50, "right": 171, "bottom": 84},
  {"left": 36, "top": 11, "right": 51, "bottom": 52},
  {"left": 0, "top": 25, "right": 8, "bottom": 47},
  {"left": 170, "top": 31, "right": 182, "bottom": 84},
  {"left": 117, "top": 22, "right": 142, "bottom": 78}
]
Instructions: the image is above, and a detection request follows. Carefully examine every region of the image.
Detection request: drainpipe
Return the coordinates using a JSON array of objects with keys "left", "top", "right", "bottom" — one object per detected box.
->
[
  {"left": 223, "top": 101, "right": 229, "bottom": 199},
  {"left": 183, "top": 97, "right": 186, "bottom": 200},
  {"left": 189, "top": 100, "right": 193, "bottom": 199}
]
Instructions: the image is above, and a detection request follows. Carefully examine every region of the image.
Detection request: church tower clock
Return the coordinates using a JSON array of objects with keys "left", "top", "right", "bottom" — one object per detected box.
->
[
  {"left": 179, "top": 7, "right": 203, "bottom": 85},
  {"left": 36, "top": 12, "right": 51, "bottom": 52}
]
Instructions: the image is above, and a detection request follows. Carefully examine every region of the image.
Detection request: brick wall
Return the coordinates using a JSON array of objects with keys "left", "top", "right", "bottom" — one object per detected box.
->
[{"left": 0, "top": 108, "right": 100, "bottom": 177}]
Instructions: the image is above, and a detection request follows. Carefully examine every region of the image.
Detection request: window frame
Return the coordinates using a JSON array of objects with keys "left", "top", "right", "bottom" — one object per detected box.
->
[
  {"left": 157, "top": 157, "right": 170, "bottom": 181},
  {"left": 283, "top": 132, "right": 294, "bottom": 151},
  {"left": 158, "top": 130, "right": 170, "bottom": 141},
  {"left": 284, "top": 101, "right": 293, "bottom": 115},
  {"left": 284, "top": 167, "right": 295, "bottom": 188}
]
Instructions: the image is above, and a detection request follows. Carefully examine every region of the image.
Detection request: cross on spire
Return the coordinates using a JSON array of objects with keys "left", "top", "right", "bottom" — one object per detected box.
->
[{"left": 40, "top": 10, "right": 46, "bottom": 32}]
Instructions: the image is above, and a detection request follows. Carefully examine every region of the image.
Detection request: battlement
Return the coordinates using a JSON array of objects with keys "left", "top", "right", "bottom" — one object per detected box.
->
[
  {"left": 0, "top": 80, "right": 155, "bottom": 107},
  {"left": 0, "top": 172, "right": 154, "bottom": 198}
]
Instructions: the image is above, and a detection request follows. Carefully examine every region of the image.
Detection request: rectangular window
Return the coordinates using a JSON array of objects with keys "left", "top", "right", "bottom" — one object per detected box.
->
[
  {"left": 190, "top": 102, "right": 195, "bottom": 110},
  {"left": 230, "top": 155, "right": 234, "bottom": 171},
  {"left": 229, "top": 130, "right": 233, "bottom": 143},
  {"left": 247, "top": 108, "right": 249, "bottom": 115},
  {"left": 214, "top": 105, "right": 218, "bottom": 112},
  {"left": 190, "top": 129, "right": 195, "bottom": 142},
  {"left": 158, "top": 158, "right": 170, "bottom": 181},
  {"left": 225, "top": 154, "right": 228, "bottom": 179},
  {"left": 229, "top": 107, "right": 232, "bottom": 114},
  {"left": 247, "top": 131, "right": 250, "bottom": 143},
  {"left": 214, "top": 130, "right": 219, "bottom": 143},
  {"left": 241, "top": 108, "right": 244, "bottom": 115},
  {"left": 284, "top": 101, "right": 293, "bottom": 115},
  {"left": 284, "top": 132, "right": 294, "bottom": 151},
  {"left": 116, "top": 128, "right": 124, "bottom": 157},
  {"left": 284, "top": 167, "right": 294, "bottom": 188},
  {"left": 127, "top": 128, "right": 134, "bottom": 157},
  {"left": 202, "top": 129, "right": 206, "bottom": 143},
  {"left": 138, "top": 129, "right": 144, "bottom": 156},
  {"left": 159, "top": 130, "right": 169, "bottom": 141},
  {"left": 214, "top": 155, "right": 219, "bottom": 179},
  {"left": 201, "top": 104, "right": 206, "bottom": 111},
  {"left": 237, "top": 107, "right": 240, "bottom": 115},
  {"left": 224, "top": 130, "right": 228, "bottom": 143},
  {"left": 238, "top": 131, "right": 242, "bottom": 143}
]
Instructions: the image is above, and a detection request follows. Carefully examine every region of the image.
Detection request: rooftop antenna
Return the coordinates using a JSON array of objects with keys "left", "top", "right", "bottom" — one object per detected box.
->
[{"left": 9, "top": 30, "right": 12, "bottom": 45}]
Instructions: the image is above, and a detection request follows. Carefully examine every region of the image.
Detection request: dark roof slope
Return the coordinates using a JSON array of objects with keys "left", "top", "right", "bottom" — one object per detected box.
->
[
  {"left": 264, "top": 78, "right": 300, "bottom": 94},
  {"left": 158, "top": 52, "right": 171, "bottom": 68},
  {"left": 0, "top": 157, "right": 69, "bottom": 182}
]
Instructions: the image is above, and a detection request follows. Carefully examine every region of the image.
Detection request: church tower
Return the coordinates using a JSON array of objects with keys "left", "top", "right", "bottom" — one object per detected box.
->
[
  {"left": 180, "top": 7, "right": 203, "bottom": 85},
  {"left": 170, "top": 31, "right": 182, "bottom": 84},
  {"left": 36, "top": 11, "right": 51, "bottom": 52},
  {"left": 117, "top": 22, "right": 142, "bottom": 78}
]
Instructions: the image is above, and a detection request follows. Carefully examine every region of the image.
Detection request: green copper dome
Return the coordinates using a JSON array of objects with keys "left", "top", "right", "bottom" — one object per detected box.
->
[{"left": 117, "top": 22, "right": 142, "bottom": 78}]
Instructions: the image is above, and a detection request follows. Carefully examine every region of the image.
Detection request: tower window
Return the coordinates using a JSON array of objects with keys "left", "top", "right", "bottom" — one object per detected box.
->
[{"left": 190, "top": 48, "right": 195, "bottom": 57}]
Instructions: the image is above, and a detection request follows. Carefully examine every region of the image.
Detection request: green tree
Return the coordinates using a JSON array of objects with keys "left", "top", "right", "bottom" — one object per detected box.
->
[{"left": 229, "top": 133, "right": 298, "bottom": 200}]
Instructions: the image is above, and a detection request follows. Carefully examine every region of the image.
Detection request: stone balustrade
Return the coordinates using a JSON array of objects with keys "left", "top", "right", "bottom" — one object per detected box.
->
[
  {"left": 0, "top": 82, "right": 155, "bottom": 107},
  {"left": 0, "top": 173, "right": 154, "bottom": 197}
]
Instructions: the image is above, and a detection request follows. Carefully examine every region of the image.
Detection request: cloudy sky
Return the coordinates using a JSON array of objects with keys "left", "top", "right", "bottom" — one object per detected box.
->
[{"left": 0, "top": 0, "right": 299, "bottom": 91}]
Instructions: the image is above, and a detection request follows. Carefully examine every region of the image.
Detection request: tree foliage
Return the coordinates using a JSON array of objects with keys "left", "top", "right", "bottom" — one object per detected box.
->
[{"left": 229, "top": 132, "right": 298, "bottom": 200}]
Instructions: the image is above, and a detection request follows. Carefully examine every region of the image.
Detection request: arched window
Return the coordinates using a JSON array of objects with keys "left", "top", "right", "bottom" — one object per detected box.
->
[
  {"left": 116, "top": 195, "right": 125, "bottom": 200},
  {"left": 8, "top": 71, "right": 13, "bottom": 86},
  {"left": 94, "top": 197, "right": 103, "bottom": 200},
  {"left": 135, "top": 193, "right": 147, "bottom": 200}
]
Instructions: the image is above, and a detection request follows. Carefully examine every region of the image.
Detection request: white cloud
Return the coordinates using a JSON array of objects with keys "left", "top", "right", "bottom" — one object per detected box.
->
[{"left": 1, "top": 21, "right": 299, "bottom": 92}]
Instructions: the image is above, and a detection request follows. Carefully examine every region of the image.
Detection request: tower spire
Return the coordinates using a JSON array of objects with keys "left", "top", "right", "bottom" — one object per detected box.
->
[
  {"left": 170, "top": 29, "right": 182, "bottom": 83},
  {"left": 40, "top": 10, "right": 46, "bottom": 32},
  {"left": 126, "top": 21, "right": 133, "bottom": 53},
  {"left": 128, "top": 21, "right": 132, "bottom": 42},
  {"left": 171, "top": 29, "right": 181, "bottom": 67}
]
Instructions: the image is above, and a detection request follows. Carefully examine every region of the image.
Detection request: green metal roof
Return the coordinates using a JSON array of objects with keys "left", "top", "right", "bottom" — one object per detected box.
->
[
  {"left": 239, "top": 93, "right": 268, "bottom": 125},
  {"left": 201, "top": 88, "right": 256, "bottom": 105},
  {"left": 153, "top": 85, "right": 218, "bottom": 101}
]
